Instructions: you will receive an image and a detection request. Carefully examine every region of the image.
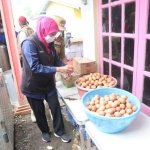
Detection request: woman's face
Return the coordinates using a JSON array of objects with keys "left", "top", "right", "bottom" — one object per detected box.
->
[{"left": 48, "top": 32, "right": 57, "bottom": 37}]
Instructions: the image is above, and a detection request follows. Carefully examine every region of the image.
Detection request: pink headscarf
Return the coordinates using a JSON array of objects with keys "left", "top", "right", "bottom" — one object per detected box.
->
[{"left": 36, "top": 16, "right": 59, "bottom": 53}]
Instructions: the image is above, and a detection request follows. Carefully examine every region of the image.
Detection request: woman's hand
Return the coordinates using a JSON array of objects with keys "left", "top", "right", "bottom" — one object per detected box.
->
[{"left": 56, "top": 65, "right": 74, "bottom": 74}]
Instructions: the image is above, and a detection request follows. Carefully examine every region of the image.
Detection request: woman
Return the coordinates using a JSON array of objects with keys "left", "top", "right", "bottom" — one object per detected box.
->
[{"left": 20, "top": 16, "right": 73, "bottom": 143}]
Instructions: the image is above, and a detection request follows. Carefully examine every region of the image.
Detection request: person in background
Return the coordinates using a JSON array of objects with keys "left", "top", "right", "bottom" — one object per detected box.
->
[
  {"left": 0, "top": 23, "right": 17, "bottom": 45},
  {"left": 20, "top": 16, "right": 73, "bottom": 143},
  {"left": 51, "top": 15, "right": 67, "bottom": 64},
  {"left": 17, "top": 16, "right": 34, "bottom": 67}
]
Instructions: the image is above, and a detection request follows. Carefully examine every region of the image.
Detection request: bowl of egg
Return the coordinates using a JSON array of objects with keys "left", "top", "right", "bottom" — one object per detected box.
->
[
  {"left": 75, "top": 73, "right": 117, "bottom": 97},
  {"left": 82, "top": 88, "right": 141, "bottom": 133}
]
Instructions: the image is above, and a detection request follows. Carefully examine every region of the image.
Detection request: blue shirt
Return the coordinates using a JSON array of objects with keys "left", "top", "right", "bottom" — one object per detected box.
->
[
  {"left": 0, "top": 33, "right": 6, "bottom": 45},
  {"left": 21, "top": 40, "right": 65, "bottom": 100}
]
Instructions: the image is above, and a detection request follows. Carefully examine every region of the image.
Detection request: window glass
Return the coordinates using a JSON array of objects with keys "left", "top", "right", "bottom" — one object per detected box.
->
[
  {"left": 123, "top": 69, "right": 133, "bottom": 92},
  {"left": 111, "top": 65, "right": 120, "bottom": 88},
  {"left": 111, "top": 0, "right": 120, "bottom": 2},
  {"left": 104, "top": 61, "right": 109, "bottom": 75},
  {"left": 102, "top": 0, "right": 108, "bottom": 4},
  {"left": 112, "top": 37, "right": 121, "bottom": 62},
  {"left": 103, "top": 36, "right": 109, "bottom": 58},
  {"left": 124, "top": 38, "right": 134, "bottom": 67},
  {"left": 102, "top": 8, "right": 109, "bottom": 32},
  {"left": 111, "top": 5, "right": 121, "bottom": 33},
  {"left": 125, "top": 2, "right": 135, "bottom": 33},
  {"left": 145, "top": 40, "right": 150, "bottom": 72},
  {"left": 147, "top": 2, "right": 150, "bottom": 33},
  {"left": 142, "top": 76, "right": 150, "bottom": 107}
]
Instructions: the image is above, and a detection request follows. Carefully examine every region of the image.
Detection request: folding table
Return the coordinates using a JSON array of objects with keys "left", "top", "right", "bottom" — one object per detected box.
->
[
  {"left": 56, "top": 81, "right": 89, "bottom": 150},
  {"left": 85, "top": 112, "right": 150, "bottom": 150}
]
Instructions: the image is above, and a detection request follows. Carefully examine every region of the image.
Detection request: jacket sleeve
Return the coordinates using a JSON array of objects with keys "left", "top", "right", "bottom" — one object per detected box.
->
[{"left": 22, "top": 40, "right": 57, "bottom": 74}]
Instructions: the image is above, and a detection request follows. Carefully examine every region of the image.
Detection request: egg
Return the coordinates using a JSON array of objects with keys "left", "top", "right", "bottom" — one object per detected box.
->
[
  {"left": 109, "top": 95, "right": 116, "bottom": 101},
  {"left": 99, "top": 111, "right": 105, "bottom": 116},
  {"left": 86, "top": 101, "right": 90, "bottom": 106},
  {"left": 92, "top": 76, "right": 96, "bottom": 81},
  {"left": 86, "top": 86, "right": 91, "bottom": 89},
  {"left": 95, "top": 99, "right": 100, "bottom": 104},
  {"left": 91, "top": 105, "right": 97, "bottom": 112},
  {"left": 88, "top": 105, "right": 92, "bottom": 110},
  {"left": 86, "top": 80, "right": 90, "bottom": 85},
  {"left": 121, "top": 95, "right": 127, "bottom": 100},
  {"left": 105, "top": 113, "right": 112, "bottom": 117},
  {"left": 116, "top": 106, "right": 121, "bottom": 111},
  {"left": 90, "top": 101, "right": 95, "bottom": 105},
  {"left": 91, "top": 85, "right": 96, "bottom": 89},
  {"left": 107, "top": 108, "right": 114, "bottom": 114},
  {"left": 132, "top": 106, "right": 137, "bottom": 111},
  {"left": 100, "top": 105, "right": 105, "bottom": 111},
  {"left": 120, "top": 109, "right": 125, "bottom": 115},
  {"left": 120, "top": 104, "right": 125, "bottom": 109},
  {"left": 119, "top": 98, "right": 126, "bottom": 104},
  {"left": 126, "top": 109, "right": 133, "bottom": 114},
  {"left": 123, "top": 113, "right": 129, "bottom": 116},
  {"left": 95, "top": 94, "right": 100, "bottom": 100},
  {"left": 105, "top": 104, "right": 111, "bottom": 109},
  {"left": 114, "top": 112, "right": 121, "bottom": 117},
  {"left": 95, "top": 104, "right": 100, "bottom": 109},
  {"left": 126, "top": 102, "right": 133, "bottom": 109}
]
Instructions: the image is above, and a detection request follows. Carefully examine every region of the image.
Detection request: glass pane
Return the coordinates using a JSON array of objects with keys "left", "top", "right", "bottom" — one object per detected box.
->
[
  {"left": 111, "top": 0, "right": 120, "bottom": 2},
  {"left": 112, "top": 37, "right": 121, "bottom": 62},
  {"left": 125, "top": 2, "right": 135, "bottom": 33},
  {"left": 102, "top": 8, "right": 109, "bottom": 32},
  {"left": 124, "top": 38, "right": 134, "bottom": 67},
  {"left": 104, "top": 61, "right": 109, "bottom": 75},
  {"left": 147, "top": 2, "right": 150, "bottom": 33},
  {"left": 123, "top": 69, "right": 133, "bottom": 92},
  {"left": 111, "top": 5, "right": 121, "bottom": 33},
  {"left": 103, "top": 36, "right": 109, "bottom": 58},
  {"left": 102, "top": 0, "right": 108, "bottom": 4},
  {"left": 145, "top": 40, "right": 150, "bottom": 72},
  {"left": 111, "top": 65, "right": 120, "bottom": 88},
  {"left": 142, "top": 76, "right": 150, "bottom": 107}
]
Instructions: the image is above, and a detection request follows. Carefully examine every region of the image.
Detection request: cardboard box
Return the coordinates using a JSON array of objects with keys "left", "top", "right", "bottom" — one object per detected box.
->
[
  {"left": 73, "top": 57, "right": 97, "bottom": 75},
  {"left": 70, "top": 38, "right": 83, "bottom": 45},
  {"left": 60, "top": 73, "right": 80, "bottom": 88}
]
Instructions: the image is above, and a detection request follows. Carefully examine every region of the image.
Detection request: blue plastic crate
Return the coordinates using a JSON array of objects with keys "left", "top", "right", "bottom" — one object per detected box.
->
[{"left": 81, "top": 88, "right": 141, "bottom": 134}]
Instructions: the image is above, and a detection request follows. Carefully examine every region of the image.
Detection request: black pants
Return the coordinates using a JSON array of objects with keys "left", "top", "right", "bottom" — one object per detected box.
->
[{"left": 27, "top": 92, "right": 64, "bottom": 136}]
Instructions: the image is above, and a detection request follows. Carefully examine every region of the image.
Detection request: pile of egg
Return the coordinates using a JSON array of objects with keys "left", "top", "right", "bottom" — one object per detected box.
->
[
  {"left": 86, "top": 93, "right": 137, "bottom": 117},
  {"left": 76, "top": 73, "right": 116, "bottom": 89}
]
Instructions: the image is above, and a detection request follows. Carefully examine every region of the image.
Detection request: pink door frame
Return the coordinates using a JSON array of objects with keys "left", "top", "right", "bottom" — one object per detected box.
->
[
  {"left": 136, "top": 0, "right": 150, "bottom": 115},
  {"left": 98, "top": 0, "right": 150, "bottom": 116},
  {"left": 0, "top": 0, "right": 24, "bottom": 104}
]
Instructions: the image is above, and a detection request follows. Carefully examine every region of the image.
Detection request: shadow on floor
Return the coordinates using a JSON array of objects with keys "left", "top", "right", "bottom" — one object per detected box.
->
[{"left": 14, "top": 107, "right": 76, "bottom": 150}]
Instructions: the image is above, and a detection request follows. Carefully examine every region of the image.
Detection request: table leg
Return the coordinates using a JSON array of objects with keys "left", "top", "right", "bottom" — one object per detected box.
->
[
  {"left": 86, "top": 133, "right": 91, "bottom": 150},
  {"left": 79, "top": 125, "right": 86, "bottom": 150}
]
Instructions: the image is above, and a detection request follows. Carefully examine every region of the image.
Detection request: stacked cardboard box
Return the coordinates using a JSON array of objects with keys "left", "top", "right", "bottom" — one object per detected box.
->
[
  {"left": 60, "top": 72, "right": 80, "bottom": 88},
  {"left": 65, "top": 38, "right": 83, "bottom": 61},
  {"left": 60, "top": 57, "right": 97, "bottom": 88},
  {"left": 73, "top": 57, "right": 97, "bottom": 75}
]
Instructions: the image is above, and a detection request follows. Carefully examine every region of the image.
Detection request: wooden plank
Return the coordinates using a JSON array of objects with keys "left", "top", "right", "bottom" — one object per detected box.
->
[{"left": 14, "top": 108, "right": 31, "bottom": 116}]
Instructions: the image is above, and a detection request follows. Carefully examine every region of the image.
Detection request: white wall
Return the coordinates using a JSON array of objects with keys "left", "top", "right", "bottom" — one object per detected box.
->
[{"left": 80, "top": 0, "right": 96, "bottom": 60}]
